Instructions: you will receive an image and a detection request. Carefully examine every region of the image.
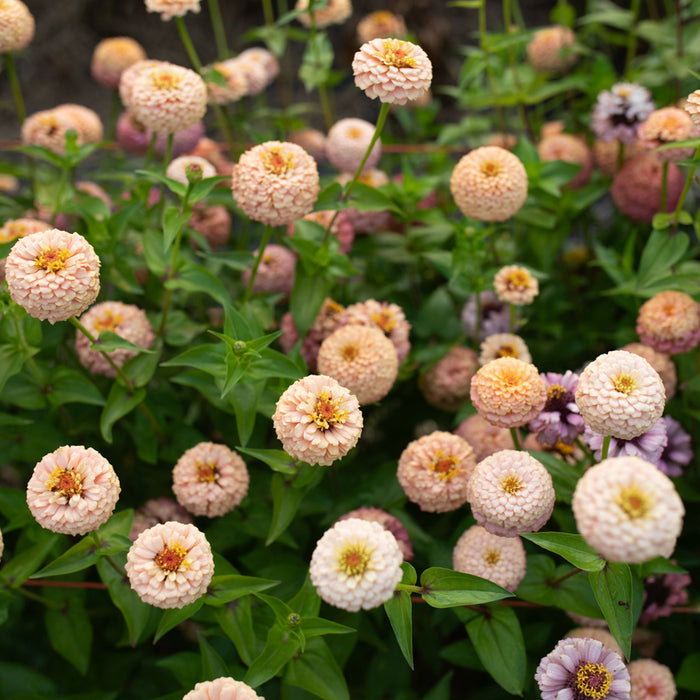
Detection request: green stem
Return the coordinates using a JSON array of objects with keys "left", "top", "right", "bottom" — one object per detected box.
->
[
  {"left": 503, "top": 0, "right": 533, "bottom": 140},
  {"left": 548, "top": 568, "right": 583, "bottom": 587},
  {"left": 12, "top": 311, "right": 45, "bottom": 388},
  {"left": 4, "top": 52, "right": 26, "bottom": 125},
  {"left": 144, "top": 131, "right": 158, "bottom": 170},
  {"left": 175, "top": 16, "right": 203, "bottom": 72},
  {"left": 479, "top": 0, "right": 507, "bottom": 135},
  {"left": 0, "top": 573, "right": 64, "bottom": 609},
  {"left": 510, "top": 426, "right": 522, "bottom": 450},
  {"left": 262, "top": 0, "right": 275, "bottom": 24},
  {"left": 473, "top": 288, "right": 482, "bottom": 349},
  {"left": 600, "top": 435, "right": 611, "bottom": 461},
  {"left": 396, "top": 583, "right": 423, "bottom": 595},
  {"left": 672, "top": 145, "right": 700, "bottom": 226},
  {"left": 624, "top": 0, "right": 641, "bottom": 75},
  {"left": 306, "top": 0, "right": 334, "bottom": 130},
  {"left": 509, "top": 303, "right": 516, "bottom": 334},
  {"left": 208, "top": 0, "right": 229, "bottom": 60},
  {"left": 244, "top": 224, "right": 274, "bottom": 301}
]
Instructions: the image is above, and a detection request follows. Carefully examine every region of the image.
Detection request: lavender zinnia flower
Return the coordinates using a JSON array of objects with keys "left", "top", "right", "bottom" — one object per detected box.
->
[
  {"left": 591, "top": 82, "right": 655, "bottom": 144},
  {"left": 462, "top": 290, "right": 519, "bottom": 343},
  {"left": 657, "top": 416, "right": 692, "bottom": 477},
  {"left": 583, "top": 418, "right": 667, "bottom": 465},
  {"left": 529, "top": 371, "right": 585, "bottom": 446},
  {"left": 639, "top": 569, "right": 691, "bottom": 626}
]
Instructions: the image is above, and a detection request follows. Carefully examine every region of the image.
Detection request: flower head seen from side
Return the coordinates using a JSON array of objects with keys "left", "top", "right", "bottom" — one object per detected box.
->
[
  {"left": 144, "top": 0, "right": 201, "bottom": 21},
  {"left": 129, "top": 497, "right": 193, "bottom": 542},
  {"left": 572, "top": 456, "right": 684, "bottom": 564},
  {"left": 419, "top": 345, "right": 479, "bottom": 412},
  {"left": 165, "top": 155, "right": 216, "bottom": 185},
  {"left": 575, "top": 350, "right": 666, "bottom": 440},
  {"left": 537, "top": 132, "right": 593, "bottom": 189},
  {"left": 26, "top": 446, "right": 121, "bottom": 536},
  {"left": 454, "top": 414, "right": 515, "bottom": 462},
  {"left": 91, "top": 36, "right": 147, "bottom": 89},
  {"left": 0, "top": 0, "right": 34, "bottom": 53},
  {"left": 172, "top": 442, "right": 249, "bottom": 518},
  {"left": 182, "top": 677, "right": 263, "bottom": 700},
  {"left": 356, "top": 11, "right": 407, "bottom": 44},
  {"left": 657, "top": 416, "right": 692, "bottom": 477},
  {"left": 337, "top": 507, "right": 413, "bottom": 561},
  {"left": 529, "top": 370, "right": 585, "bottom": 447},
  {"left": 639, "top": 568, "right": 691, "bottom": 626},
  {"left": 272, "top": 374, "right": 363, "bottom": 467},
  {"left": 352, "top": 38, "right": 432, "bottom": 105},
  {"left": 526, "top": 25, "right": 577, "bottom": 73},
  {"left": 535, "top": 636, "right": 631, "bottom": 700},
  {"left": 241, "top": 243, "right": 296, "bottom": 296},
  {"left": 204, "top": 59, "right": 248, "bottom": 105},
  {"left": 326, "top": 118, "right": 382, "bottom": 174},
  {"left": 592, "top": 82, "right": 655, "bottom": 144},
  {"left": 467, "top": 449, "right": 555, "bottom": 537},
  {"left": 125, "top": 521, "right": 214, "bottom": 609},
  {"left": 232, "top": 141, "right": 320, "bottom": 227},
  {"left": 452, "top": 525, "right": 526, "bottom": 592},
  {"left": 479, "top": 333, "right": 532, "bottom": 366},
  {"left": 636, "top": 290, "right": 700, "bottom": 355},
  {"left": 295, "top": 0, "right": 352, "bottom": 28},
  {"left": 309, "top": 518, "right": 403, "bottom": 612},
  {"left": 583, "top": 419, "right": 667, "bottom": 465},
  {"left": 5, "top": 229, "right": 100, "bottom": 324},
  {"left": 397, "top": 431, "right": 476, "bottom": 513},
  {"left": 628, "top": 659, "right": 677, "bottom": 700},
  {"left": 637, "top": 106, "right": 699, "bottom": 162}
]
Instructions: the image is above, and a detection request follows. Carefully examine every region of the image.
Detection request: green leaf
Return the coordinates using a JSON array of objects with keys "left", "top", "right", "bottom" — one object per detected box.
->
[
  {"left": 198, "top": 633, "right": 230, "bottom": 680},
  {"left": 636, "top": 229, "right": 689, "bottom": 290},
  {"left": 188, "top": 175, "right": 231, "bottom": 204},
  {"left": 229, "top": 381, "right": 261, "bottom": 446},
  {"left": 267, "top": 468, "right": 324, "bottom": 545},
  {"left": 677, "top": 652, "right": 700, "bottom": 692},
  {"left": 245, "top": 625, "right": 301, "bottom": 687},
  {"left": 520, "top": 532, "right": 605, "bottom": 572},
  {"left": 0, "top": 661, "right": 55, "bottom": 697},
  {"left": 465, "top": 606, "right": 526, "bottom": 696},
  {"left": 299, "top": 33, "right": 334, "bottom": 92},
  {"left": 100, "top": 383, "right": 146, "bottom": 443},
  {"left": 348, "top": 182, "right": 396, "bottom": 212},
  {"left": 135, "top": 169, "right": 187, "bottom": 197},
  {"left": 0, "top": 531, "right": 61, "bottom": 586},
  {"left": 163, "top": 205, "right": 190, "bottom": 250},
  {"left": 420, "top": 567, "right": 514, "bottom": 608},
  {"left": 31, "top": 538, "right": 98, "bottom": 578},
  {"left": 44, "top": 588, "right": 93, "bottom": 675},
  {"left": 300, "top": 616, "right": 356, "bottom": 639},
  {"left": 122, "top": 339, "right": 163, "bottom": 388},
  {"left": 91, "top": 330, "right": 155, "bottom": 354},
  {"left": 165, "top": 262, "right": 231, "bottom": 306},
  {"left": 384, "top": 562, "right": 416, "bottom": 669},
  {"left": 638, "top": 556, "right": 688, "bottom": 577},
  {"left": 206, "top": 574, "right": 279, "bottom": 606},
  {"left": 214, "top": 599, "right": 257, "bottom": 666},
  {"left": 528, "top": 450, "right": 581, "bottom": 503},
  {"left": 154, "top": 598, "right": 205, "bottom": 643},
  {"left": 313, "top": 181, "right": 343, "bottom": 211},
  {"left": 285, "top": 637, "right": 350, "bottom": 700},
  {"left": 0, "top": 343, "right": 29, "bottom": 394},
  {"left": 45, "top": 367, "right": 105, "bottom": 408},
  {"left": 290, "top": 267, "right": 331, "bottom": 339},
  {"left": 236, "top": 447, "right": 297, "bottom": 474},
  {"left": 161, "top": 343, "right": 225, "bottom": 377}
]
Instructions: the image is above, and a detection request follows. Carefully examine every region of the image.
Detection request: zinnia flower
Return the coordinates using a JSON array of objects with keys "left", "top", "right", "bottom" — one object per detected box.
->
[
  {"left": 592, "top": 82, "right": 655, "bottom": 143},
  {"left": 637, "top": 106, "right": 699, "bottom": 162},
  {"left": 166, "top": 155, "right": 216, "bottom": 184},
  {"left": 583, "top": 419, "right": 667, "bottom": 465},
  {"left": 91, "top": 36, "right": 147, "bottom": 89},
  {"left": 309, "top": 518, "right": 403, "bottom": 612},
  {"left": 26, "top": 446, "right": 121, "bottom": 536},
  {"left": 493, "top": 265, "right": 539, "bottom": 305},
  {"left": 537, "top": 133, "right": 593, "bottom": 189},
  {"left": 240, "top": 243, "right": 296, "bottom": 296},
  {"left": 235, "top": 47, "right": 279, "bottom": 92},
  {"left": 289, "top": 128, "right": 327, "bottom": 163},
  {"left": 5, "top": 229, "right": 101, "bottom": 324},
  {"left": 572, "top": 456, "right": 684, "bottom": 563},
  {"left": 272, "top": 374, "right": 363, "bottom": 466},
  {"left": 336, "top": 168, "right": 392, "bottom": 233},
  {"left": 0, "top": 218, "right": 48, "bottom": 243},
  {"left": 205, "top": 58, "right": 248, "bottom": 105},
  {"left": 231, "top": 141, "right": 320, "bottom": 227},
  {"left": 470, "top": 357, "right": 547, "bottom": 429},
  {"left": 119, "top": 59, "right": 168, "bottom": 109},
  {"left": 356, "top": 11, "right": 407, "bottom": 44},
  {"left": 295, "top": 0, "right": 352, "bottom": 28},
  {"left": 183, "top": 677, "right": 263, "bottom": 700},
  {"left": 535, "top": 636, "right": 631, "bottom": 700},
  {"left": 462, "top": 290, "right": 516, "bottom": 342},
  {"left": 628, "top": 659, "right": 677, "bottom": 700},
  {"left": 452, "top": 525, "right": 526, "bottom": 591},
  {"left": 419, "top": 345, "right": 479, "bottom": 412},
  {"left": 337, "top": 507, "right": 413, "bottom": 561},
  {"left": 479, "top": 333, "right": 532, "bottom": 366},
  {"left": 129, "top": 497, "right": 193, "bottom": 541},
  {"left": 189, "top": 204, "right": 232, "bottom": 249},
  {"left": 639, "top": 569, "right": 691, "bottom": 626},
  {"left": 125, "top": 521, "right": 214, "bottom": 608},
  {"left": 21, "top": 109, "right": 81, "bottom": 155},
  {"left": 397, "top": 431, "right": 476, "bottom": 513},
  {"left": 0, "top": 0, "right": 34, "bottom": 53},
  {"left": 685, "top": 89, "right": 700, "bottom": 129},
  {"left": 352, "top": 38, "right": 432, "bottom": 105},
  {"left": 636, "top": 290, "right": 700, "bottom": 355},
  {"left": 467, "top": 449, "right": 555, "bottom": 536},
  {"left": 172, "top": 442, "right": 249, "bottom": 518},
  {"left": 54, "top": 103, "right": 104, "bottom": 144},
  {"left": 566, "top": 627, "right": 624, "bottom": 658},
  {"left": 454, "top": 413, "right": 514, "bottom": 462},
  {"left": 657, "top": 416, "right": 692, "bottom": 477},
  {"left": 526, "top": 25, "right": 577, "bottom": 73},
  {"left": 326, "top": 118, "right": 381, "bottom": 174},
  {"left": 144, "top": 0, "right": 201, "bottom": 21},
  {"left": 620, "top": 343, "right": 677, "bottom": 400},
  {"left": 528, "top": 370, "right": 585, "bottom": 446}
]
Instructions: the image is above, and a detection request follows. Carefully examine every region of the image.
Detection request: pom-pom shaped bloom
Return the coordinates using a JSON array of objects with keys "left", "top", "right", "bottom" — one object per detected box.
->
[
  {"left": 397, "top": 431, "right": 476, "bottom": 513},
  {"left": 419, "top": 345, "right": 479, "bottom": 412},
  {"left": 620, "top": 343, "right": 677, "bottom": 399},
  {"left": 119, "top": 59, "right": 167, "bottom": 108},
  {"left": 129, "top": 62, "right": 207, "bottom": 134},
  {"left": 452, "top": 525, "right": 526, "bottom": 591},
  {"left": 166, "top": 155, "right": 216, "bottom": 185},
  {"left": 317, "top": 325, "right": 398, "bottom": 405},
  {"left": 0, "top": 218, "right": 48, "bottom": 243},
  {"left": 592, "top": 82, "right": 655, "bottom": 144},
  {"left": 75, "top": 301, "right": 154, "bottom": 377},
  {"left": 91, "top": 36, "right": 147, "bottom": 89},
  {"left": 26, "top": 446, "right": 120, "bottom": 536},
  {"left": 125, "top": 521, "right": 214, "bottom": 608},
  {"left": 685, "top": 89, "right": 700, "bottom": 129},
  {"left": 289, "top": 128, "right": 327, "bottom": 163},
  {"left": 537, "top": 133, "right": 593, "bottom": 189},
  {"left": 204, "top": 59, "right": 248, "bottom": 104},
  {"left": 326, "top": 118, "right": 381, "bottom": 174},
  {"left": 130, "top": 497, "right": 193, "bottom": 541},
  {"left": 273, "top": 374, "right": 363, "bottom": 466},
  {"left": 450, "top": 146, "right": 528, "bottom": 222},
  {"left": 189, "top": 204, "right": 231, "bottom": 249},
  {"left": 241, "top": 243, "right": 296, "bottom": 296},
  {"left": 0, "top": 0, "right": 34, "bottom": 53},
  {"left": 470, "top": 357, "right": 547, "bottom": 429},
  {"left": 575, "top": 350, "right": 666, "bottom": 440},
  {"left": 566, "top": 627, "right": 624, "bottom": 658},
  {"left": 336, "top": 168, "right": 392, "bottom": 233},
  {"left": 454, "top": 414, "right": 514, "bottom": 462},
  {"left": 628, "top": 659, "right": 677, "bottom": 700},
  {"left": 636, "top": 290, "right": 700, "bottom": 355},
  {"left": 572, "top": 456, "right": 684, "bottom": 563},
  {"left": 584, "top": 419, "right": 667, "bottom": 465},
  {"left": 640, "top": 569, "right": 691, "bottom": 626},
  {"left": 493, "top": 265, "right": 539, "bottom": 305},
  {"left": 637, "top": 106, "right": 698, "bottom": 162},
  {"left": 54, "top": 103, "right": 104, "bottom": 144},
  {"left": 526, "top": 25, "right": 577, "bottom": 73},
  {"left": 352, "top": 38, "right": 432, "bottom": 105},
  {"left": 658, "top": 416, "right": 692, "bottom": 477},
  {"left": 357, "top": 10, "right": 407, "bottom": 43},
  {"left": 467, "top": 449, "right": 555, "bottom": 536},
  {"left": 309, "top": 518, "right": 402, "bottom": 612},
  {"left": 462, "top": 290, "right": 516, "bottom": 342},
  {"left": 337, "top": 507, "right": 413, "bottom": 561},
  {"left": 529, "top": 370, "right": 585, "bottom": 447},
  {"left": 5, "top": 229, "right": 100, "bottom": 324},
  {"left": 172, "top": 442, "right": 249, "bottom": 518},
  {"left": 183, "top": 677, "right": 263, "bottom": 700},
  {"left": 145, "top": 0, "right": 201, "bottom": 21},
  {"left": 232, "top": 141, "right": 320, "bottom": 227},
  {"left": 21, "top": 109, "right": 80, "bottom": 155},
  {"left": 535, "top": 637, "right": 631, "bottom": 700},
  {"left": 235, "top": 47, "right": 279, "bottom": 91},
  {"left": 295, "top": 0, "right": 352, "bottom": 28},
  {"left": 479, "top": 333, "right": 531, "bottom": 366}
]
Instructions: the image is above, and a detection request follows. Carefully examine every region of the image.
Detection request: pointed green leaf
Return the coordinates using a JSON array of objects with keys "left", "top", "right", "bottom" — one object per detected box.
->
[
  {"left": 214, "top": 599, "right": 257, "bottom": 666},
  {"left": 100, "top": 384, "right": 146, "bottom": 443},
  {"left": 521, "top": 532, "right": 605, "bottom": 572},
  {"left": 163, "top": 205, "right": 190, "bottom": 250},
  {"left": 267, "top": 469, "right": 323, "bottom": 545},
  {"left": 0, "top": 531, "right": 61, "bottom": 586},
  {"left": 44, "top": 589, "right": 93, "bottom": 675},
  {"left": 420, "top": 567, "right": 514, "bottom": 608},
  {"left": 236, "top": 447, "right": 297, "bottom": 474},
  {"left": 91, "top": 330, "right": 155, "bottom": 354},
  {"left": 154, "top": 598, "right": 205, "bottom": 643},
  {"left": 198, "top": 633, "right": 230, "bottom": 680},
  {"left": 245, "top": 625, "right": 301, "bottom": 687},
  {"left": 384, "top": 561, "right": 416, "bottom": 669},
  {"left": 160, "top": 343, "right": 225, "bottom": 377},
  {"left": 285, "top": 637, "right": 350, "bottom": 700},
  {"left": 45, "top": 367, "right": 105, "bottom": 408},
  {"left": 165, "top": 262, "right": 231, "bottom": 306},
  {"left": 300, "top": 616, "right": 356, "bottom": 639},
  {"left": 31, "top": 538, "right": 98, "bottom": 578},
  {"left": 206, "top": 574, "right": 279, "bottom": 606},
  {"left": 290, "top": 268, "right": 331, "bottom": 339},
  {"left": 229, "top": 381, "right": 261, "bottom": 446}
]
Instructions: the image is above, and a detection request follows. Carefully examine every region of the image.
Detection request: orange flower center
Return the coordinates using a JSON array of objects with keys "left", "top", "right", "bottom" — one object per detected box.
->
[
  {"left": 498, "top": 343, "right": 517, "bottom": 358},
  {"left": 616, "top": 484, "right": 652, "bottom": 519},
  {"left": 155, "top": 542, "right": 190, "bottom": 573},
  {"left": 501, "top": 474, "right": 522, "bottom": 494},
  {"left": 575, "top": 662, "right": 613, "bottom": 699},
  {"left": 484, "top": 549, "right": 501, "bottom": 565},
  {"left": 381, "top": 39, "right": 416, "bottom": 68},
  {"left": 370, "top": 309, "right": 397, "bottom": 333},
  {"left": 342, "top": 343, "right": 359, "bottom": 361},
  {"left": 310, "top": 390, "right": 349, "bottom": 431},
  {"left": 480, "top": 160, "right": 502, "bottom": 177},
  {"left": 150, "top": 70, "right": 182, "bottom": 90},
  {"left": 45, "top": 466, "right": 83, "bottom": 498},
  {"left": 94, "top": 310, "right": 123, "bottom": 334},
  {"left": 612, "top": 373, "right": 637, "bottom": 395},
  {"left": 429, "top": 450, "right": 460, "bottom": 481},
  {"left": 261, "top": 148, "right": 295, "bottom": 175},
  {"left": 347, "top": 127, "right": 363, "bottom": 139},
  {"left": 338, "top": 542, "right": 371, "bottom": 576},
  {"left": 195, "top": 459, "right": 218, "bottom": 483},
  {"left": 506, "top": 269, "right": 531, "bottom": 289},
  {"left": 34, "top": 247, "right": 70, "bottom": 273}
]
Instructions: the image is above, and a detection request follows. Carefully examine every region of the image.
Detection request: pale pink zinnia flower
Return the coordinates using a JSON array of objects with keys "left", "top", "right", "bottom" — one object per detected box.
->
[
  {"left": 189, "top": 204, "right": 231, "bottom": 249},
  {"left": 537, "top": 133, "right": 593, "bottom": 189},
  {"left": 272, "top": 374, "right": 363, "bottom": 467},
  {"left": 467, "top": 449, "right": 555, "bottom": 537},
  {"left": 91, "top": 37, "right": 147, "bottom": 89},
  {"left": 450, "top": 146, "right": 528, "bottom": 222},
  {"left": 74, "top": 301, "right": 155, "bottom": 377},
  {"left": 166, "top": 155, "right": 216, "bottom": 184},
  {"left": 21, "top": 109, "right": 81, "bottom": 155},
  {"left": 0, "top": 0, "right": 34, "bottom": 53},
  {"left": 493, "top": 265, "right": 539, "bottom": 306},
  {"left": 26, "top": 445, "right": 121, "bottom": 536},
  {"left": 356, "top": 11, "right": 407, "bottom": 44},
  {"left": 620, "top": 343, "right": 677, "bottom": 399},
  {"left": 526, "top": 25, "right": 577, "bottom": 73},
  {"left": 125, "top": 521, "right": 214, "bottom": 609},
  {"left": 54, "top": 103, "right": 104, "bottom": 144},
  {"left": 295, "top": 0, "right": 352, "bottom": 28},
  {"left": 241, "top": 243, "right": 296, "bottom": 296},
  {"left": 232, "top": 141, "right": 320, "bottom": 227},
  {"left": 144, "top": 0, "right": 201, "bottom": 21},
  {"left": 205, "top": 59, "right": 248, "bottom": 105},
  {"left": 235, "top": 47, "right": 279, "bottom": 92},
  {"left": 172, "top": 442, "right": 249, "bottom": 518},
  {"left": 419, "top": 345, "right": 479, "bottom": 412},
  {"left": 479, "top": 333, "right": 532, "bottom": 366},
  {"left": 470, "top": 357, "right": 547, "bottom": 429},
  {"left": 637, "top": 106, "right": 699, "bottom": 162},
  {"left": 685, "top": 89, "right": 700, "bottom": 129},
  {"left": 289, "top": 128, "right": 327, "bottom": 164},
  {"left": 628, "top": 659, "right": 677, "bottom": 700},
  {"left": 337, "top": 507, "right": 413, "bottom": 561},
  {"left": 0, "top": 218, "right": 48, "bottom": 243},
  {"left": 5, "top": 229, "right": 101, "bottom": 324},
  {"left": 452, "top": 525, "right": 526, "bottom": 591},
  {"left": 636, "top": 290, "right": 700, "bottom": 355},
  {"left": 575, "top": 350, "right": 666, "bottom": 440},
  {"left": 119, "top": 59, "right": 168, "bottom": 109},
  {"left": 397, "top": 431, "right": 476, "bottom": 513},
  {"left": 317, "top": 325, "right": 398, "bottom": 405},
  {"left": 326, "top": 118, "right": 381, "bottom": 174},
  {"left": 309, "top": 518, "right": 402, "bottom": 612},
  {"left": 183, "top": 677, "right": 263, "bottom": 700},
  {"left": 454, "top": 414, "right": 515, "bottom": 462},
  {"left": 352, "top": 38, "right": 432, "bottom": 105},
  {"left": 572, "top": 456, "right": 684, "bottom": 563},
  {"left": 129, "top": 497, "right": 193, "bottom": 541}
]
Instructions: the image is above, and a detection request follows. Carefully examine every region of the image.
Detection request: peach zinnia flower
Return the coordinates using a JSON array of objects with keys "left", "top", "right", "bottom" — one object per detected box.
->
[
  {"left": 232, "top": 141, "right": 320, "bottom": 227},
  {"left": 620, "top": 342, "right": 677, "bottom": 399},
  {"left": 326, "top": 118, "right": 382, "bottom": 174},
  {"left": 5, "top": 229, "right": 100, "bottom": 324},
  {"left": 479, "top": 333, "right": 532, "bottom": 366},
  {"left": 526, "top": 25, "right": 577, "bottom": 73},
  {"left": 454, "top": 414, "right": 514, "bottom": 462},
  {"left": 572, "top": 456, "right": 684, "bottom": 564},
  {"left": 26, "top": 445, "right": 121, "bottom": 536},
  {"left": 685, "top": 89, "right": 700, "bottom": 129},
  {"left": 241, "top": 243, "right": 296, "bottom": 296},
  {"left": 418, "top": 345, "right": 479, "bottom": 412},
  {"left": 91, "top": 36, "right": 147, "bottom": 89},
  {"left": 295, "top": 0, "right": 352, "bottom": 28},
  {"left": 537, "top": 133, "right": 593, "bottom": 189},
  {"left": 575, "top": 350, "right": 666, "bottom": 440},
  {"left": 466, "top": 449, "right": 555, "bottom": 537},
  {"left": 54, "top": 103, "right": 104, "bottom": 144},
  {"left": 190, "top": 204, "right": 231, "bottom": 249},
  {"left": 272, "top": 374, "right": 363, "bottom": 466},
  {"left": 493, "top": 265, "right": 539, "bottom": 306},
  {"left": 74, "top": 301, "right": 154, "bottom": 377},
  {"left": 235, "top": 47, "right": 279, "bottom": 92},
  {"left": 628, "top": 659, "right": 677, "bottom": 700},
  {"left": 637, "top": 106, "right": 699, "bottom": 162},
  {"left": 356, "top": 11, "right": 407, "bottom": 44},
  {"left": 144, "top": 0, "right": 201, "bottom": 21},
  {"left": 450, "top": 146, "right": 528, "bottom": 222},
  {"left": 636, "top": 290, "right": 700, "bottom": 355},
  {"left": 183, "top": 677, "right": 263, "bottom": 700},
  {"left": 352, "top": 38, "right": 432, "bottom": 105},
  {"left": 0, "top": 217, "right": 48, "bottom": 243},
  {"left": 125, "top": 521, "right": 214, "bottom": 608},
  {"left": 397, "top": 431, "right": 476, "bottom": 513},
  {"left": 21, "top": 109, "right": 79, "bottom": 155},
  {"left": 0, "top": 0, "right": 34, "bottom": 53},
  {"left": 470, "top": 357, "right": 547, "bottom": 429},
  {"left": 119, "top": 59, "right": 167, "bottom": 108},
  {"left": 204, "top": 59, "right": 248, "bottom": 105}
]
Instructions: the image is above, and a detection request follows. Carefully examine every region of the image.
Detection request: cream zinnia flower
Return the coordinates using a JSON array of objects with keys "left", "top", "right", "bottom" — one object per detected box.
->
[
  {"left": 628, "top": 659, "right": 677, "bottom": 700},
  {"left": 479, "top": 333, "right": 532, "bottom": 365},
  {"left": 326, "top": 118, "right": 382, "bottom": 174},
  {"left": 183, "top": 677, "right": 263, "bottom": 700},
  {"left": 636, "top": 290, "right": 700, "bottom": 355},
  {"left": 419, "top": 345, "right": 479, "bottom": 412},
  {"left": 295, "top": 0, "right": 352, "bottom": 28},
  {"left": 91, "top": 36, "right": 147, "bottom": 89},
  {"left": 144, "top": 0, "right": 201, "bottom": 21},
  {"left": 0, "top": 0, "right": 34, "bottom": 53}
]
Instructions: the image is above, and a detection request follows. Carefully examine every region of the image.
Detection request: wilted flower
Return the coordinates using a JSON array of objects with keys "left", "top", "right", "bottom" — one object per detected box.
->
[
  {"left": 91, "top": 36, "right": 147, "bottom": 89},
  {"left": 583, "top": 419, "right": 667, "bottom": 465},
  {"left": 419, "top": 345, "right": 479, "bottom": 412},
  {"left": 493, "top": 265, "right": 539, "bottom": 305},
  {"left": 454, "top": 414, "right": 515, "bottom": 462},
  {"left": 628, "top": 659, "right": 677, "bottom": 700},
  {"left": 183, "top": 677, "right": 263, "bottom": 700},
  {"left": 639, "top": 568, "right": 691, "bottom": 626},
  {"left": 620, "top": 343, "right": 677, "bottom": 399},
  {"left": 657, "top": 416, "right": 692, "bottom": 477},
  {"left": 528, "top": 370, "right": 585, "bottom": 446},
  {"left": 241, "top": 243, "right": 296, "bottom": 296},
  {"left": 0, "top": 0, "right": 34, "bottom": 53},
  {"left": 637, "top": 106, "right": 699, "bottom": 162},
  {"left": 295, "top": 0, "right": 352, "bottom": 28},
  {"left": 356, "top": 10, "right": 407, "bottom": 44},
  {"left": 479, "top": 333, "right": 532, "bottom": 366},
  {"left": 572, "top": 456, "right": 684, "bottom": 563},
  {"left": 144, "top": 0, "right": 201, "bottom": 21},
  {"left": 636, "top": 290, "right": 700, "bottom": 355},
  {"left": 309, "top": 518, "right": 402, "bottom": 612},
  {"left": 526, "top": 25, "right": 577, "bottom": 73},
  {"left": 26, "top": 446, "right": 120, "bottom": 536},
  {"left": 166, "top": 155, "right": 216, "bottom": 184},
  {"left": 337, "top": 507, "right": 413, "bottom": 561},
  {"left": 592, "top": 82, "right": 655, "bottom": 143},
  {"left": 326, "top": 118, "right": 381, "bottom": 174},
  {"left": 537, "top": 133, "right": 593, "bottom": 189}
]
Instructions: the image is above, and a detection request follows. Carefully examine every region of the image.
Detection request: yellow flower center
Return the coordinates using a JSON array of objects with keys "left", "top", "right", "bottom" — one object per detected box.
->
[
  {"left": 574, "top": 662, "right": 613, "bottom": 699},
  {"left": 310, "top": 390, "right": 349, "bottom": 431},
  {"left": 0, "top": 222, "right": 28, "bottom": 243},
  {"left": 371, "top": 309, "right": 397, "bottom": 333},
  {"left": 34, "top": 247, "right": 70, "bottom": 273},
  {"left": 501, "top": 474, "right": 522, "bottom": 494},
  {"left": 480, "top": 160, "right": 502, "bottom": 177},
  {"left": 150, "top": 70, "right": 182, "bottom": 90},
  {"left": 93, "top": 310, "right": 123, "bottom": 334},
  {"left": 347, "top": 127, "right": 363, "bottom": 139},
  {"left": 616, "top": 483, "right": 653, "bottom": 519},
  {"left": 381, "top": 39, "right": 416, "bottom": 68},
  {"left": 338, "top": 542, "right": 371, "bottom": 576},
  {"left": 548, "top": 384, "right": 565, "bottom": 400},
  {"left": 506, "top": 269, "right": 531, "bottom": 289},
  {"left": 45, "top": 466, "right": 83, "bottom": 498},
  {"left": 484, "top": 549, "right": 501, "bottom": 565},
  {"left": 498, "top": 343, "right": 517, "bottom": 358},
  {"left": 342, "top": 343, "right": 359, "bottom": 361},
  {"left": 612, "top": 373, "right": 637, "bottom": 394},
  {"left": 155, "top": 542, "right": 190, "bottom": 573},
  {"left": 429, "top": 450, "right": 460, "bottom": 481},
  {"left": 261, "top": 147, "right": 295, "bottom": 175},
  {"left": 195, "top": 459, "right": 218, "bottom": 483}
]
